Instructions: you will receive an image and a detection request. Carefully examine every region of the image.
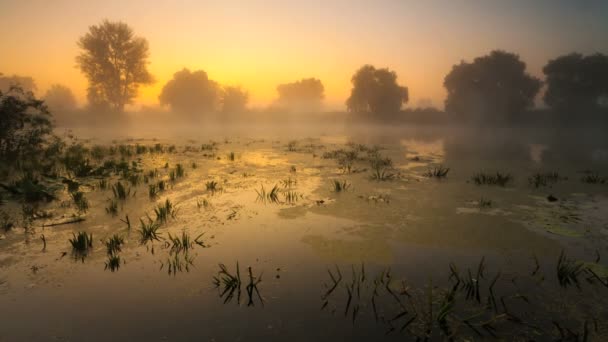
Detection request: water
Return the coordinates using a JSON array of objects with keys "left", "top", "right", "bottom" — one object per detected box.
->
[{"left": 1, "top": 124, "right": 607, "bottom": 340}]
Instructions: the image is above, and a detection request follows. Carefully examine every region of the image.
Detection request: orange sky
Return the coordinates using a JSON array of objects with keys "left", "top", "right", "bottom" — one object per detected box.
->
[{"left": 1, "top": 0, "right": 607, "bottom": 110}]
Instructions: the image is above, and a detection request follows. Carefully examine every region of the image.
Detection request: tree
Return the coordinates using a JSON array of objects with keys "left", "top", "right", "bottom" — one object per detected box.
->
[
  {"left": 221, "top": 86, "right": 249, "bottom": 113},
  {"left": 76, "top": 20, "right": 153, "bottom": 112},
  {"left": 276, "top": 78, "right": 324, "bottom": 111},
  {"left": 159, "top": 68, "right": 220, "bottom": 115},
  {"left": 444, "top": 50, "right": 541, "bottom": 119},
  {"left": 0, "top": 73, "right": 36, "bottom": 94},
  {"left": 44, "top": 84, "right": 77, "bottom": 113},
  {"left": 0, "top": 87, "right": 53, "bottom": 161},
  {"left": 543, "top": 53, "right": 608, "bottom": 111},
  {"left": 346, "top": 65, "right": 408, "bottom": 115}
]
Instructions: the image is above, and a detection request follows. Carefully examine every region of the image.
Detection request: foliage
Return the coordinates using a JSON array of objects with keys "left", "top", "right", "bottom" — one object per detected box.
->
[{"left": 346, "top": 65, "right": 408, "bottom": 115}]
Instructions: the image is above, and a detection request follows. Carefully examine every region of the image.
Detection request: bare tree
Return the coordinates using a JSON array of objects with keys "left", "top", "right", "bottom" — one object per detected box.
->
[{"left": 76, "top": 20, "right": 153, "bottom": 112}]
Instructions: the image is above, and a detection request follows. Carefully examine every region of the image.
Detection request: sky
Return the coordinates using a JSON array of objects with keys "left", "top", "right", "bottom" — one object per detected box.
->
[{"left": 1, "top": 0, "right": 607, "bottom": 110}]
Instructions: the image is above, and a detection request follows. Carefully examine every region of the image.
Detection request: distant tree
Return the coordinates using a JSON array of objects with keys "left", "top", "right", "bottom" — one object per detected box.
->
[
  {"left": 346, "top": 65, "right": 408, "bottom": 115},
  {"left": 276, "top": 78, "right": 324, "bottom": 111},
  {"left": 44, "top": 84, "right": 77, "bottom": 113},
  {"left": 76, "top": 20, "right": 153, "bottom": 112},
  {"left": 221, "top": 86, "right": 248, "bottom": 113},
  {"left": 444, "top": 50, "right": 541, "bottom": 119},
  {"left": 543, "top": 53, "right": 608, "bottom": 111},
  {"left": 0, "top": 73, "right": 37, "bottom": 94},
  {"left": 0, "top": 87, "right": 53, "bottom": 161},
  {"left": 159, "top": 68, "right": 220, "bottom": 115}
]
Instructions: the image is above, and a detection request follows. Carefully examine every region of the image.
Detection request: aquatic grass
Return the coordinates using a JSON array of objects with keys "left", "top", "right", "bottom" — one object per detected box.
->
[
  {"left": 478, "top": 197, "right": 492, "bottom": 208},
  {"left": 69, "top": 231, "right": 93, "bottom": 253},
  {"left": 284, "top": 190, "right": 303, "bottom": 204},
  {"left": 105, "top": 234, "right": 124, "bottom": 255},
  {"left": 332, "top": 180, "right": 351, "bottom": 192},
  {"left": 227, "top": 152, "right": 236, "bottom": 161},
  {"left": 175, "top": 163, "right": 185, "bottom": 178},
  {"left": 471, "top": 172, "right": 513, "bottom": 187},
  {"left": 256, "top": 184, "right": 281, "bottom": 204},
  {"left": 557, "top": 250, "right": 583, "bottom": 289},
  {"left": 105, "top": 254, "right": 121, "bottom": 272},
  {"left": 70, "top": 191, "right": 89, "bottom": 213},
  {"left": 528, "top": 171, "right": 563, "bottom": 188},
  {"left": 196, "top": 197, "right": 210, "bottom": 210},
  {"left": 105, "top": 199, "right": 119, "bottom": 216},
  {"left": 281, "top": 177, "right": 297, "bottom": 189},
  {"left": 287, "top": 140, "right": 297, "bottom": 152},
  {"left": 154, "top": 199, "right": 177, "bottom": 223},
  {"left": 166, "top": 231, "right": 206, "bottom": 253},
  {"left": 97, "top": 179, "right": 108, "bottom": 190},
  {"left": 424, "top": 165, "right": 450, "bottom": 179},
  {"left": 205, "top": 180, "right": 220, "bottom": 193},
  {"left": 0, "top": 211, "right": 14, "bottom": 231},
  {"left": 164, "top": 251, "right": 194, "bottom": 275},
  {"left": 581, "top": 172, "right": 606, "bottom": 184},
  {"left": 212, "top": 263, "right": 263, "bottom": 306},
  {"left": 370, "top": 156, "right": 395, "bottom": 181},
  {"left": 139, "top": 216, "right": 161, "bottom": 244},
  {"left": 148, "top": 184, "right": 159, "bottom": 199},
  {"left": 112, "top": 181, "right": 131, "bottom": 200}
]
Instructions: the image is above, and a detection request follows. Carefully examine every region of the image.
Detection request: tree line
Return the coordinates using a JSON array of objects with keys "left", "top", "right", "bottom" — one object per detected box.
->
[{"left": 2, "top": 20, "right": 607, "bottom": 121}]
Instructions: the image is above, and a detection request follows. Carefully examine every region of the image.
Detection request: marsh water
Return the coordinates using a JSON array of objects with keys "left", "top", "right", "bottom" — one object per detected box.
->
[{"left": 1, "top": 123, "right": 608, "bottom": 341}]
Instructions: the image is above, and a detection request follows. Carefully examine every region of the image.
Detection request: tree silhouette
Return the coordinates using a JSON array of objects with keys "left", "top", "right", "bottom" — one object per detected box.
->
[
  {"left": 444, "top": 50, "right": 541, "bottom": 119},
  {"left": 159, "top": 68, "right": 220, "bottom": 115},
  {"left": 44, "top": 84, "right": 77, "bottom": 113},
  {"left": 276, "top": 78, "right": 324, "bottom": 112},
  {"left": 221, "top": 86, "right": 248, "bottom": 113},
  {"left": 0, "top": 73, "right": 36, "bottom": 94},
  {"left": 543, "top": 53, "right": 608, "bottom": 111},
  {"left": 346, "top": 65, "right": 408, "bottom": 115},
  {"left": 76, "top": 20, "right": 153, "bottom": 113}
]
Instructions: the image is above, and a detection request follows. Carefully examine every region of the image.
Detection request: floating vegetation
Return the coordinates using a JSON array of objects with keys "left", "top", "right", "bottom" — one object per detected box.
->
[
  {"left": 70, "top": 191, "right": 89, "bottom": 213},
  {"left": 69, "top": 231, "right": 93, "bottom": 259},
  {"left": 581, "top": 172, "right": 606, "bottom": 184},
  {"left": 212, "top": 263, "right": 263, "bottom": 306},
  {"left": 370, "top": 156, "right": 395, "bottom": 181},
  {"left": 105, "top": 199, "right": 119, "bottom": 216},
  {"left": 139, "top": 216, "right": 161, "bottom": 244},
  {"left": 332, "top": 180, "right": 351, "bottom": 192},
  {"left": 256, "top": 184, "right": 280, "bottom": 204},
  {"left": 154, "top": 199, "right": 177, "bottom": 223},
  {"left": 112, "top": 181, "right": 131, "bottom": 200},
  {"left": 471, "top": 172, "right": 513, "bottom": 186},
  {"left": 424, "top": 165, "right": 450, "bottom": 179},
  {"left": 528, "top": 171, "right": 564, "bottom": 188}
]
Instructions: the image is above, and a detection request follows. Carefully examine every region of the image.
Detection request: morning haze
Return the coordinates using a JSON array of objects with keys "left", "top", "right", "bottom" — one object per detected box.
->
[{"left": 1, "top": 1, "right": 607, "bottom": 341}]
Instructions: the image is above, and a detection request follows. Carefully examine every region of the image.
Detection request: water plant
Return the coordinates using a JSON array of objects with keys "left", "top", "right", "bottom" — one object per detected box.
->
[
  {"left": 1, "top": 211, "right": 14, "bottom": 231},
  {"left": 284, "top": 191, "right": 302, "bottom": 204},
  {"left": 478, "top": 197, "right": 492, "bottom": 208},
  {"left": 69, "top": 231, "right": 93, "bottom": 254},
  {"left": 70, "top": 191, "right": 89, "bottom": 213},
  {"left": 205, "top": 180, "right": 220, "bottom": 193},
  {"left": 139, "top": 216, "right": 161, "bottom": 244},
  {"left": 332, "top": 180, "right": 351, "bottom": 192},
  {"left": 370, "top": 156, "right": 394, "bottom": 181},
  {"left": 105, "top": 254, "right": 121, "bottom": 272},
  {"left": 105, "top": 234, "right": 124, "bottom": 255},
  {"left": 227, "top": 152, "right": 236, "bottom": 161},
  {"left": 154, "top": 199, "right": 176, "bottom": 223},
  {"left": 424, "top": 165, "right": 450, "bottom": 179},
  {"left": 105, "top": 199, "right": 119, "bottom": 216},
  {"left": 557, "top": 250, "right": 583, "bottom": 289},
  {"left": 256, "top": 184, "right": 281, "bottom": 204},
  {"left": 112, "top": 181, "right": 131, "bottom": 200},
  {"left": 528, "top": 171, "right": 563, "bottom": 188},
  {"left": 581, "top": 172, "right": 606, "bottom": 184},
  {"left": 471, "top": 172, "right": 513, "bottom": 186}
]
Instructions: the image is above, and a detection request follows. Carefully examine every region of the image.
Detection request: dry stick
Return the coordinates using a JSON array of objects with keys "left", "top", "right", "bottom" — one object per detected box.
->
[{"left": 42, "top": 216, "right": 85, "bottom": 227}]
